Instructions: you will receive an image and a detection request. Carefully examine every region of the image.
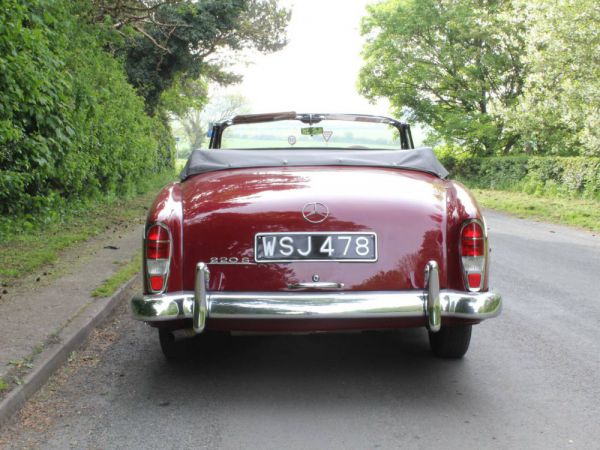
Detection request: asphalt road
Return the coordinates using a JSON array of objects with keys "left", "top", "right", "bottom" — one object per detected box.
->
[{"left": 2, "top": 210, "right": 600, "bottom": 449}]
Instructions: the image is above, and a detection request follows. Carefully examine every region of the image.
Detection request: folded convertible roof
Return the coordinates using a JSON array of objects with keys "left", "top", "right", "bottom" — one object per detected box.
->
[{"left": 180, "top": 147, "right": 449, "bottom": 181}]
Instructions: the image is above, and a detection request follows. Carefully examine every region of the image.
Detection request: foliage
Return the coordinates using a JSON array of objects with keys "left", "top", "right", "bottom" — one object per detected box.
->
[
  {"left": 359, "top": 0, "right": 599, "bottom": 158},
  {"left": 180, "top": 92, "right": 250, "bottom": 150},
  {"left": 0, "top": 0, "right": 173, "bottom": 219},
  {"left": 501, "top": 0, "right": 600, "bottom": 156},
  {"left": 159, "top": 75, "right": 208, "bottom": 118},
  {"left": 472, "top": 189, "right": 600, "bottom": 233},
  {"left": 0, "top": 171, "right": 175, "bottom": 280},
  {"left": 0, "top": 0, "right": 72, "bottom": 215},
  {"left": 0, "top": 0, "right": 290, "bottom": 223},
  {"left": 441, "top": 155, "right": 600, "bottom": 199},
  {"left": 360, "top": 0, "right": 526, "bottom": 156},
  {"left": 92, "top": 254, "right": 142, "bottom": 298},
  {"left": 202, "top": 93, "right": 251, "bottom": 124},
  {"left": 96, "top": 0, "right": 291, "bottom": 113}
]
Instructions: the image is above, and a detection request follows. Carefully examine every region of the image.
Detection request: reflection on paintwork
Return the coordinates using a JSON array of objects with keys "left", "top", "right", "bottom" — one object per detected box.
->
[
  {"left": 186, "top": 173, "right": 307, "bottom": 218},
  {"left": 355, "top": 229, "right": 443, "bottom": 290}
]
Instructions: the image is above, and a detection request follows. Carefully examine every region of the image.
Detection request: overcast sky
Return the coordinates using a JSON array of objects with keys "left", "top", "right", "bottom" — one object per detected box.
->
[{"left": 213, "top": 0, "right": 389, "bottom": 115}]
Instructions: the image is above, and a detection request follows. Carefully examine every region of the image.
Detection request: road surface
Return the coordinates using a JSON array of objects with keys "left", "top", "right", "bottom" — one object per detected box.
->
[{"left": 2, "top": 210, "right": 599, "bottom": 449}]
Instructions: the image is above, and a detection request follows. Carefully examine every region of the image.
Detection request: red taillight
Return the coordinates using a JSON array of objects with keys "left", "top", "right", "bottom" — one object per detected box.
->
[
  {"left": 146, "top": 225, "right": 170, "bottom": 260},
  {"left": 460, "top": 220, "right": 486, "bottom": 292},
  {"left": 145, "top": 224, "right": 171, "bottom": 293},
  {"left": 468, "top": 273, "right": 482, "bottom": 288},
  {"left": 147, "top": 226, "right": 169, "bottom": 242},
  {"left": 461, "top": 222, "right": 484, "bottom": 257},
  {"left": 150, "top": 275, "right": 164, "bottom": 291},
  {"left": 146, "top": 241, "right": 170, "bottom": 259}
]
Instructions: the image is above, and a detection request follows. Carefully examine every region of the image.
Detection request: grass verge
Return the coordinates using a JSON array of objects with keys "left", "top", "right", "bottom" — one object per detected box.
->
[
  {"left": 0, "top": 171, "right": 175, "bottom": 282},
  {"left": 92, "top": 254, "right": 141, "bottom": 298},
  {"left": 472, "top": 188, "right": 600, "bottom": 233}
]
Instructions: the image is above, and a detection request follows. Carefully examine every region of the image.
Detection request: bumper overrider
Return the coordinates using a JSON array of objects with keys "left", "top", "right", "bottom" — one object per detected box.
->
[{"left": 130, "top": 262, "right": 502, "bottom": 334}]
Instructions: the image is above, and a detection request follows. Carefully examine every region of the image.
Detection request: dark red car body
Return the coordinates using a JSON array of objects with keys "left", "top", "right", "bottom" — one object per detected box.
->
[{"left": 132, "top": 113, "right": 501, "bottom": 359}]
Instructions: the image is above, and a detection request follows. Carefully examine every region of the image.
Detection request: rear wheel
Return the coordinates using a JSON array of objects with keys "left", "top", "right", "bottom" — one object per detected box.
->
[
  {"left": 158, "top": 328, "right": 194, "bottom": 361},
  {"left": 429, "top": 325, "right": 472, "bottom": 358}
]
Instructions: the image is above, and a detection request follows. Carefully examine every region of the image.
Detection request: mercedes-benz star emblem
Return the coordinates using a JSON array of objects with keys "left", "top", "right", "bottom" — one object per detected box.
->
[{"left": 302, "top": 202, "right": 329, "bottom": 224}]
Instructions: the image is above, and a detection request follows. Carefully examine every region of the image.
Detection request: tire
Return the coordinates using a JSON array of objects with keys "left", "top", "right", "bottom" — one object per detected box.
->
[
  {"left": 158, "top": 328, "right": 194, "bottom": 361},
  {"left": 429, "top": 325, "right": 472, "bottom": 359}
]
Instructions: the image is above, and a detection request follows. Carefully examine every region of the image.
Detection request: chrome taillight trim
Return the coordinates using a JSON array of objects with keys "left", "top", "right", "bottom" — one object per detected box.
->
[
  {"left": 144, "top": 222, "right": 172, "bottom": 295},
  {"left": 459, "top": 218, "right": 488, "bottom": 292}
]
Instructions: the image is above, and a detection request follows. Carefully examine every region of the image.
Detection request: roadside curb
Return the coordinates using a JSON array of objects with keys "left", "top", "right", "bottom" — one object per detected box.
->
[{"left": 0, "top": 274, "right": 139, "bottom": 428}]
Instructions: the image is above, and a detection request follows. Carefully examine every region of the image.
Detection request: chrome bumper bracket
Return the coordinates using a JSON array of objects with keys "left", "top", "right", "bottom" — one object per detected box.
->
[
  {"left": 193, "top": 262, "right": 209, "bottom": 333},
  {"left": 425, "top": 260, "right": 441, "bottom": 333}
]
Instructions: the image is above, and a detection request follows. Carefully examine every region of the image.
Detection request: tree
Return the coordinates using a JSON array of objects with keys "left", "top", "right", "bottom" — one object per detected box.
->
[
  {"left": 502, "top": 0, "right": 600, "bottom": 156},
  {"left": 0, "top": 0, "right": 174, "bottom": 217},
  {"left": 359, "top": 0, "right": 526, "bottom": 155},
  {"left": 180, "top": 93, "right": 250, "bottom": 150},
  {"left": 202, "top": 93, "right": 251, "bottom": 123},
  {"left": 159, "top": 75, "right": 208, "bottom": 119},
  {"left": 91, "top": 1, "right": 290, "bottom": 114}
]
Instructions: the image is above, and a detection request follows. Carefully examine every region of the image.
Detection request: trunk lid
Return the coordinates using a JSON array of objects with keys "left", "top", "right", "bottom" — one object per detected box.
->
[{"left": 181, "top": 166, "right": 448, "bottom": 291}]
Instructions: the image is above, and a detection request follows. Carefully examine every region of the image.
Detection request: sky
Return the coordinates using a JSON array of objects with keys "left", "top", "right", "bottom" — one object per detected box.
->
[{"left": 213, "top": 0, "right": 389, "bottom": 115}]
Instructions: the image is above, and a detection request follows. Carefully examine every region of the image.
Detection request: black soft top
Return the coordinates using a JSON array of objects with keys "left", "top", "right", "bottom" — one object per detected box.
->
[{"left": 179, "top": 147, "right": 449, "bottom": 181}]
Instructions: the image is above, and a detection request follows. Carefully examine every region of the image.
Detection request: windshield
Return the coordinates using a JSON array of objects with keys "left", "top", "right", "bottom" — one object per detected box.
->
[{"left": 220, "top": 120, "right": 401, "bottom": 149}]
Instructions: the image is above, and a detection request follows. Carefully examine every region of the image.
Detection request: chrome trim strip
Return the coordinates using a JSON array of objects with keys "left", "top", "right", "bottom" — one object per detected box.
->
[
  {"left": 288, "top": 281, "right": 344, "bottom": 289},
  {"left": 131, "top": 289, "right": 501, "bottom": 323}
]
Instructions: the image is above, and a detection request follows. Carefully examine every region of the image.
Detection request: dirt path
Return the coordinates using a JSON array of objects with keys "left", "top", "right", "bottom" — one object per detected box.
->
[{"left": 0, "top": 217, "right": 144, "bottom": 386}]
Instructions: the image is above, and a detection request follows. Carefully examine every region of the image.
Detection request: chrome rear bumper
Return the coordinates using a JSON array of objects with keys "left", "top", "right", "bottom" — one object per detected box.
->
[{"left": 131, "top": 262, "right": 502, "bottom": 334}]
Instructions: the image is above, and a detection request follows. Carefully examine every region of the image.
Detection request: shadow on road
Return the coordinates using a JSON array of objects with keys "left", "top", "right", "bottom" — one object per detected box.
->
[
  {"left": 2, "top": 320, "right": 496, "bottom": 450},
  {"left": 137, "top": 329, "right": 473, "bottom": 411}
]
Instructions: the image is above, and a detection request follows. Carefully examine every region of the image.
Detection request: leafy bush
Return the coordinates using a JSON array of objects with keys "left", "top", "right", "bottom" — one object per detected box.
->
[
  {"left": 0, "top": 0, "right": 173, "bottom": 220},
  {"left": 441, "top": 154, "right": 600, "bottom": 200}
]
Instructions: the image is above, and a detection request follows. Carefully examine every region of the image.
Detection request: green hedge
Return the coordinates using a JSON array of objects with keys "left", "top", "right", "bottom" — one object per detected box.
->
[
  {"left": 0, "top": 0, "right": 173, "bottom": 219},
  {"left": 440, "top": 155, "right": 600, "bottom": 200}
]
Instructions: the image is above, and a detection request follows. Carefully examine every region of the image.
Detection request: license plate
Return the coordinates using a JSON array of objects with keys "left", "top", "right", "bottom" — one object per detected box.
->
[{"left": 255, "top": 232, "right": 377, "bottom": 262}]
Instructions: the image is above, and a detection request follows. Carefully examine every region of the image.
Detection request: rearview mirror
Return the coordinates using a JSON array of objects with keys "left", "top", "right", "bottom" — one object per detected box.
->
[{"left": 301, "top": 127, "right": 324, "bottom": 136}]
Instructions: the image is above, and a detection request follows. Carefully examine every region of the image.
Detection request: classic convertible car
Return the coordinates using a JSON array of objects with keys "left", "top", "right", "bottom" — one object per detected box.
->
[{"left": 131, "top": 112, "right": 501, "bottom": 360}]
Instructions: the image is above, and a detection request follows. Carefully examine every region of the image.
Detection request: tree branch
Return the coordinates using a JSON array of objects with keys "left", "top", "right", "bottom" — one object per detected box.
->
[{"left": 132, "top": 23, "right": 170, "bottom": 54}]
